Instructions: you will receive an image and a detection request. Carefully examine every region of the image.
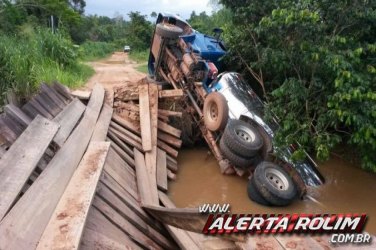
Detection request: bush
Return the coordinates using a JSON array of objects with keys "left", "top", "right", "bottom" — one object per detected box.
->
[{"left": 79, "top": 41, "right": 116, "bottom": 61}]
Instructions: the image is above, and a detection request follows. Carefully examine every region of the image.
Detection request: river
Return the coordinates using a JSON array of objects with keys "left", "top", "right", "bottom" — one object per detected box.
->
[{"left": 168, "top": 148, "right": 376, "bottom": 234}]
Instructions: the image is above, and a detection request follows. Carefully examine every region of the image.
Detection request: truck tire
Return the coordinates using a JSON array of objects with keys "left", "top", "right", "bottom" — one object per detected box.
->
[
  {"left": 203, "top": 92, "right": 229, "bottom": 132},
  {"left": 253, "top": 161, "right": 297, "bottom": 206},
  {"left": 247, "top": 177, "right": 270, "bottom": 206},
  {"left": 220, "top": 138, "right": 257, "bottom": 169},
  {"left": 222, "top": 119, "right": 263, "bottom": 158},
  {"left": 156, "top": 23, "right": 183, "bottom": 39}
]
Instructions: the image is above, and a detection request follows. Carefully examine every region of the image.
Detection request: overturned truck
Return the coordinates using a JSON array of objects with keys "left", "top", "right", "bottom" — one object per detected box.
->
[{"left": 147, "top": 13, "right": 324, "bottom": 206}]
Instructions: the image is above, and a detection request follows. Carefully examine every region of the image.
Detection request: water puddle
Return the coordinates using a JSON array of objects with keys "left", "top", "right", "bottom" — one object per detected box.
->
[{"left": 168, "top": 148, "right": 376, "bottom": 234}]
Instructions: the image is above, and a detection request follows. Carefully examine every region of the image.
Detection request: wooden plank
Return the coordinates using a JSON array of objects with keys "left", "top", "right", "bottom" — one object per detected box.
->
[
  {"left": 0, "top": 117, "right": 17, "bottom": 143},
  {"left": 275, "top": 235, "right": 325, "bottom": 250},
  {"left": 36, "top": 92, "right": 61, "bottom": 116},
  {"left": 158, "top": 89, "right": 184, "bottom": 98},
  {"left": 53, "top": 82, "right": 73, "bottom": 101},
  {"left": 134, "top": 149, "right": 155, "bottom": 206},
  {"left": 3, "top": 114, "right": 24, "bottom": 136},
  {"left": 29, "top": 97, "right": 54, "bottom": 119},
  {"left": 167, "top": 170, "right": 177, "bottom": 180},
  {"left": 37, "top": 142, "right": 110, "bottom": 250},
  {"left": 0, "top": 116, "right": 59, "bottom": 220},
  {"left": 158, "top": 109, "right": 182, "bottom": 118},
  {"left": 138, "top": 82, "right": 152, "bottom": 151},
  {"left": 21, "top": 102, "right": 39, "bottom": 119},
  {"left": 157, "top": 130, "right": 182, "bottom": 148},
  {"left": 144, "top": 83, "right": 159, "bottom": 205},
  {"left": 0, "top": 84, "right": 104, "bottom": 250},
  {"left": 112, "top": 113, "right": 141, "bottom": 135},
  {"left": 108, "top": 139, "right": 135, "bottom": 168},
  {"left": 109, "top": 127, "right": 143, "bottom": 152},
  {"left": 71, "top": 89, "right": 91, "bottom": 100},
  {"left": 92, "top": 196, "right": 163, "bottom": 250},
  {"left": 156, "top": 148, "right": 168, "bottom": 192},
  {"left": 107, "top": 131, "right": 134, "bottom": 157},
  {"left": 96, "top": 183, "right": 176, "bottom": 250},
  {"left": 4, "top": 104, "right": 32, "bottom": 127},
  {"left": 41, "top": 83, "right": 69, "bottom": 105},
  {"left": 110, "top": 121, "right": 142, "bottom": 144},
  {"left": 80, "top": 227, "right": 138, "bottom": 250},
  {"left": 158, "top": 120, "right": 181, "bottom": 138},
  {"left": 52, "top": 98, "right": 86, "bottom": 147},
  {"left": 83, "top": 207, "right": 141, "bottom": 250},
  {"left": 92, "top": 104, "right": 113, "bottom": 142},
  {"left": 40, "top": 83, "right": 66, "bottom": 109},
  {"left": 158, "top": 140, "right": 179, "bottom": 158}
]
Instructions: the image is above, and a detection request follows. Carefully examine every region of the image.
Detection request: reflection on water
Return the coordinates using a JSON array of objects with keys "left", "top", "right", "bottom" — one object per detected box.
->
[{"left": 168, "top": 148, "right": 376, "bottom": 234}]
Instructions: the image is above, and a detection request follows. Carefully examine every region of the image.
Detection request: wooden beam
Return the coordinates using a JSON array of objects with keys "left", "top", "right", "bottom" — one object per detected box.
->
[
  {"left": 107, "top": 139, "right": 135, "bottom": 169},
  {"left": 158, "top": 89, "right": 184, "bottom": 98},
  {"left": 112, "top": 113, "right": 141, "bottom": 135},
  {"left": 91, "top": 104, "right": 113, "bottom": 142},
  {"left": 52, "top": 98, "right": 85, "bottom": 147},
  {"left": 134, "top": 149, "right": 155, "bottom": 206},
  {"left": 0, "top": 84, "right": 104, "bottom": 250},
  {"left": 40, "top": 83, "right": 66, "bottom": 109},
  {"left": 157, "top": 131, "right": 182, "bottom": 148},
  {"left": 157, "top": 140, "right": 179, "bottom": 158},
  {"left": 156, "top": 149, "right": 168, "bottom": 192},
  {"left": 110, "top": 121, "right": 142, "bottom": 144},
  {"left": 36, "top": 142, "right": 110, "bottom": 250},
  {"left": 144, "top": 83, "right": 159, "bottom": 205},
  {"left": 109, "top": 127, "right": 143, "bottom": 152},
  {"left": 107, "top": 130, "right": 134, "bottom": 157},
  {"left": 158, "top": 120, "right": 181, "bottom": 138},
  {"left": 53, "top": 82, "right": 73, "bottom": 102},
  {"left": 71, "top": 89, "right": 91, "bottom": 100},
  {"left": 0, "top": 116, "right": 59, "bottom": 220},
  {"left": 158, "top": 109, "right": 182, "bottom": 118},
  {"left": 138, "top": 82, "right": 152, "bottom": 151},
  {"left": 4, "top": 104, "right": 32, "bottom": 127}
]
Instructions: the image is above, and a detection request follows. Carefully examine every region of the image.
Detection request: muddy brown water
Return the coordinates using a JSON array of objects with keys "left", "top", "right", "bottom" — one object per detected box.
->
[{"left": 168, "top": 148, "right": 376, "bottom": 234}]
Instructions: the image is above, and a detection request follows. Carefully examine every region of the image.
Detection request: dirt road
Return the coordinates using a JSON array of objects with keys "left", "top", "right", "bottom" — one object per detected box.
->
[{"left": 85, "top": 52, "right": 146, "bottom": 90}]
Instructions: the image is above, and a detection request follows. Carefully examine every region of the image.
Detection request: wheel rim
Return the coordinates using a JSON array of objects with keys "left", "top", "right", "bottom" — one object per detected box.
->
[
  {"left": 209, "top": 102, "right": 218, "bottom": 122},
  {"left": 265, "top": 167, "right": 289, "bottom": 191},
  {"left": 234, "top": 124, "right": 255, "bottom": 143}
]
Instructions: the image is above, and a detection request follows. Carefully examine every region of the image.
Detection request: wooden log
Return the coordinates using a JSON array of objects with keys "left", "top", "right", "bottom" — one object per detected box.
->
[
  {"left": 158, "top": 109, "right": 182, "bottom": 118},
  {"left": 4, "top": 104, "right": 32, "bottom": 127},
  {"left": 109, "top": 127, "right": 143, "bottom": 152},
  {"left": 112, "top": 113, "right": 141, "bottom": 134},
  {"left": 52, "top": 98, "right": 85, "bottom": 147},
  {"left": 134, "top": 149, "right": 156, "bottom": 206},
  {"left": 107, "top": 130, "right": 134, "bottom": 157},
  {"left": 158, "top": 120, "right": 181, "bottom": 138},
  {"left": 82, "top": 207, "right": 141, "bottom": 250},
  {"left": 110, "top": 121, "right": 142, "bottom": 144},
  {"left": 144, "top": 83, "right": 159, "bottom": 205},
  {"left": 36, "top": 142, "right": 110, "bottom": 250},
  {"left": 138, "top": 82, "right": 152, "bottom": 151},
  {"left": 157, "top": 130, "right": 182, "bottom": 148},
  {"left": 0, "top": 116, "right": 59, "bottom": 220},
  {"left": 91, "top": 104, "right": 113, "bottom": 142},
  {"left": 156, "top": 149, "right": 168, "bottom": 192},
  {"left": 158, "top": 89, "right": 184, "bottom": 98},
  {"left": 92, "top": 196, "right": 163, "bottom": 250},
  {"left": 40, "top": 83, "right": 66, "bottom": 109},
  {"left": 157, "top": 140, "right": 179, "bottom": 158},
  {"left": 0, "top": 84, "right": 104, "bottom": 250}
]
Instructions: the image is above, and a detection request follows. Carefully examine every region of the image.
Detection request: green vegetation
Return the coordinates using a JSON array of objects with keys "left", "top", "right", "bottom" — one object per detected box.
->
[
  {"left": 212, "top": 0, "right": 375, "bottom": 171},
  {"left": 0, "top": 1, "right": 153, "bottom": 104},
  {"left": 128, "top": 50, "right": 149, "bottom": 63}
]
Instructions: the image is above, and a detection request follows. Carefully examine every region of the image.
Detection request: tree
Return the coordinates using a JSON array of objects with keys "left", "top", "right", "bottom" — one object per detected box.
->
[
  {"left": 150, "top": 11, "right": 157, "bottom": 18},
  {"left": 220, "top": 0, "right": 376, "bottom": 171},
  {"left": 125, "top": 11, "right": 152, "bottom": 51}
]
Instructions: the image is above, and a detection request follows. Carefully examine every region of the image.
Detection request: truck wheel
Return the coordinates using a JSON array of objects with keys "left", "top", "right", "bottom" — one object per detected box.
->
[
  {"left": 247, "top": 177, "right": 270, "bottom": 206},
  {"left": 203, "top": 92, "right": 229, "bottom": 132},
  {"left": 223, "top": 119, "right": 263, "bottom": 158},
  {"left": 253, "top": 161, "right": 297, "bottom": 206},
  {"left": 220, "top": 138, "right": 257, "bottom": 169},
  {"left": 156, "top": 23, "right": 183, "bottom": 39}
]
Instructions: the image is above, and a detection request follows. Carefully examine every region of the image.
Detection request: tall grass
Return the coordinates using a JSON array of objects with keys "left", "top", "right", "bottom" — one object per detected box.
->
[
  {"left": 128, "top": 50, "right": 149, "bottom": 63},
  {"left": 0, "top": 29, "right": 95, "bottom": 104},
  {"left": 79, "top": 41, "right": 116, "bottom": 61}
]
